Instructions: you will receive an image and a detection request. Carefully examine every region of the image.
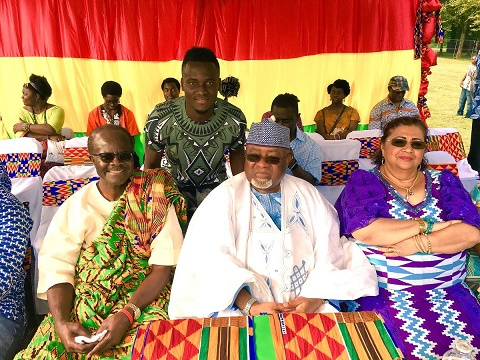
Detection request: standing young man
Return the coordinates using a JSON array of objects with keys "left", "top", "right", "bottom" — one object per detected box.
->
[{"left": 145, "top": 47, "right": 247, "bottom": 219}]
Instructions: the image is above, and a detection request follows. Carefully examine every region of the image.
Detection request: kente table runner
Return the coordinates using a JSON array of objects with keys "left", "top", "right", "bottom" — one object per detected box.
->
[{"left": 131, "top": 311, "right": 403, "bottom": 360}]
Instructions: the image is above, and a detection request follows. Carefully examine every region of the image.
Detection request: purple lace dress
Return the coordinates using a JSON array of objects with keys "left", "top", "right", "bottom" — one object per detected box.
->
[{"left": 335, "top": 168, "right": 480, "bottom": 359}]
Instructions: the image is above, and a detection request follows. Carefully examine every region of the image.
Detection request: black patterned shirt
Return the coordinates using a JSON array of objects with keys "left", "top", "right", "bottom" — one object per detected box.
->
[{"left": 145, "top": 97, "right": 247, "bottom": 188}]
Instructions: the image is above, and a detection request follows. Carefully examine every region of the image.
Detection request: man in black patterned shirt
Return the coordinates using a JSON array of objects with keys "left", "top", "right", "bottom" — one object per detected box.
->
[{"left": 144, "top": 47, "right": 247, "bottom": 219}]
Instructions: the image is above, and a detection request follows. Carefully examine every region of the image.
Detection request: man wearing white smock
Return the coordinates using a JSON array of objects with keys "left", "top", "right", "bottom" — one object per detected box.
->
[{"left": 169, "top": 121, "right": 378, "bottom": 319}]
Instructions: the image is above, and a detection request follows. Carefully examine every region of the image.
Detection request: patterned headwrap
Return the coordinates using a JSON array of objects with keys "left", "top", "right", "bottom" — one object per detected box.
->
[{"left": 247, "top": 120, "right": 290, "bottom": 149}]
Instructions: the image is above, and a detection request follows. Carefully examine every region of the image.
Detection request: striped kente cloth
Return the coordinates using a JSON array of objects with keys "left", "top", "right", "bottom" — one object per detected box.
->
[{"left": 131, "top": 312, "right": 403, "bottom": 360}]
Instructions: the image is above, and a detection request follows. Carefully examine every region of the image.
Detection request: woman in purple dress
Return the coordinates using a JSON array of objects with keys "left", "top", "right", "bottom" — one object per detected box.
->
[{"left": 335, "top": 116, "right": 480, "bottom": 359}]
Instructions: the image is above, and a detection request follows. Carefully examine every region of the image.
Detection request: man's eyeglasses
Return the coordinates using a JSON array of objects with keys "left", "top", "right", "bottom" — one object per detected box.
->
[
  {"left": 91, "top": 151, "right": 133, "bottom": 163},
  {"left": 245, "top": 153, "right": 288, "bottom": 165},
  {"left": 386, "top": 137, "right": 426, "bottom": 150}
]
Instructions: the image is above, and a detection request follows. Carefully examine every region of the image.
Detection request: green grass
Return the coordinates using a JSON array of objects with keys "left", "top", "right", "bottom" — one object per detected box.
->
[{"left": 426, "top": 53, "right": 473, "bottom": 152}]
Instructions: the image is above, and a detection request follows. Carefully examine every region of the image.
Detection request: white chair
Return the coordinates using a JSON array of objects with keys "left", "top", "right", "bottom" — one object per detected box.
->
[
  {"left": 0, "top": 138, "right": 43, "bottom": 241},
  {"left": 425, "top": 150, "right": 478, "bottom": 193},
  {"left": 64, "top": 136, "right": 91, "bottom": 165},
  {"left": 427, "top": 128, "right": 478, "bottom": 192},
  {"left": 426, "top": 128, "right": 467, "bottom": 162},
  {"left": 314, "top": 139, "right": 361, "bottom": 205},
  {"left": 305, "top": 131, "right": 325, "bottom": 146},
  {"left": 34, "top": 164, "right": 99, "bottom": 314},
  {"left": 347, "top": 130, "right": 382, "bottom": 170}
]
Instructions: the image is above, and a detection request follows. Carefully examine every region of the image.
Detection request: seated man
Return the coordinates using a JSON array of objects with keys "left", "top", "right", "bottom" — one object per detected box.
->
[
  {"left": 269, "top": 93, "right": 322, "bottom": 185},
  {"left": 368, "top": 76, "right": 420, "bottom": 130},
  {"left": 17, "top": 125, "right": 185, "bottom": 359},
  {"left": 0, "top": 165, "right": 33, "bottom": 359},
  {"left": 168, "top": 121, "right": 378, "bottom": 319},
  {"left": 161, "top": 77, "right": 180, "bottom": 102}
]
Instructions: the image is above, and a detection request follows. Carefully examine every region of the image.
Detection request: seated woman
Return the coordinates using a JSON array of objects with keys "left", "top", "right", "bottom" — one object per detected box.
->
[
  {"left": 13, "top": 74, "right": 65, "bottom": 141},
  {"left": 314, "top": 79, "right": 359, "bottom": 140},
  {"left": 0, "top": 165, "right": 33, "bottom": 359},
  {"left": 335, "top": 116, "right": 480, "bottom": 357},
  {"left": 86, "top": 81, "right": 139, "bottom": 137}
]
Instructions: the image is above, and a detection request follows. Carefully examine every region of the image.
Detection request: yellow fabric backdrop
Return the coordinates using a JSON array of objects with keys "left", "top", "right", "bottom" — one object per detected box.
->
[{"left": 0, "top": 50, "right": 419, "bottom": 138}]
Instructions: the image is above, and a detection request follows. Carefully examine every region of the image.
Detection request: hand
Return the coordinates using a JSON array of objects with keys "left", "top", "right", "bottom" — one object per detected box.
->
[
  {"left": 249, "top": 301, "right": 285, "bottom": 316},
  {"left": 13, "top": 122, "right": 26, "bottom": 133},
  {"left": 55, "top": 321, "right": 96, "bottom": 354},
  {"left": 282, "top": 297, "right": 324, "bottom": 313},
  {"left": 48, "top": 134, "right": 65, "bottom": 142},
  {"left": 378, "top": 237, "right": 417, "bottom": 257},
  {"left": 88, "top": 311, "right": 131, "bottom": 356}
]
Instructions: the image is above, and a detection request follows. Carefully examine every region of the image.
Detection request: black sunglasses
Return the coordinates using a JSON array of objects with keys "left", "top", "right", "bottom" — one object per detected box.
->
[
  {"left": 245, "top": 153, "right": 287, "bottom": 165},
  {"left": 91, "top": 151, "right": 133, "bottom": 163},
  {"left": 386, "top": 137, "right": 426, "bottom": 150}
]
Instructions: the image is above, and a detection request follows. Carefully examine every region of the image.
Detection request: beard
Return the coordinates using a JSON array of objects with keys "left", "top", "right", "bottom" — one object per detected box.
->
[{"left": 251, "top": 177, "right": 273, "bottom": 189}]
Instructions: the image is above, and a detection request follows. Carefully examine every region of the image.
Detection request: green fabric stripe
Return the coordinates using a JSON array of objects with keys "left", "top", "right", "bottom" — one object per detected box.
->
[
  {"left": 357, "top": 123, "right": 369, "bottom": 130},
  {"left": 253, "top": 315, "right": 277, "bottom": 360},
  {"left": 338, "top": 323, "right": 359, "bottom": 360},
  {"left": 239, "top": 327, "right": 248, "bottom": 360},
  {"left": 199, "top": 327, "right": 210, "bottom": 360},
  {"left": 303, "top": 124, "right": 316, "bottom": 133},
  {"left": 374, "top": 320, "right": 400, "bottom": 359}
]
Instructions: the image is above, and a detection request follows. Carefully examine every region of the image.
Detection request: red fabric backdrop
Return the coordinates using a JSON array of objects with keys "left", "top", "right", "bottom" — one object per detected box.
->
[{"left": 0, "top": 0, "right": 419, "bottom": 61}]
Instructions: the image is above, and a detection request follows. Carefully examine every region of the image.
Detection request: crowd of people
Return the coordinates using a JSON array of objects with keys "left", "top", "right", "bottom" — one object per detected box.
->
[{"left": 1, "top": 46, "right": 479, "bottom": 359}]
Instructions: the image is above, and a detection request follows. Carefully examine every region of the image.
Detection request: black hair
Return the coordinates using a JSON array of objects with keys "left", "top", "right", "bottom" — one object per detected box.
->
[
  {"left": 88, "top": 124, "right": 134, "bottom": 153},
  {"left": 271, "top": 93, "right": 300, "bottom": 115},
  {"left": 28, "top": 74, "right": 53, "bottom": 99},
  {"left": 327, "top": 79, "right": 350, "bottom": 97},
  {"left": 161, "top": 77, "right": 180, "bottom": 90},
  {"left": 101, "top": 81, "right": 122, "bottom": 97},
  {"left": 182, "top": 47, "right": 220, "bottom": 72},
  {"left": 372, "top": 116, "right": 428, "bottom": 169}
]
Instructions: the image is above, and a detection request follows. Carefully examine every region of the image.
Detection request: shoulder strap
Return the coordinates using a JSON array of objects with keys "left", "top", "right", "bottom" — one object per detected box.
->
[{"left": 328, "top": 105, "right": 347, "bottom": 135}]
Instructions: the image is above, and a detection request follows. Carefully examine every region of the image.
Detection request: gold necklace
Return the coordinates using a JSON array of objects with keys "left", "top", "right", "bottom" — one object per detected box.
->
[{"left": 380, "top": 168, "right": 419, "bottom": 201}]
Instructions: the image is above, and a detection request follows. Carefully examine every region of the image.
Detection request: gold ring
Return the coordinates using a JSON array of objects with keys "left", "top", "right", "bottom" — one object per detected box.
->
[{"left": 387, "top": 247, "right": 394, "bottom": 253}]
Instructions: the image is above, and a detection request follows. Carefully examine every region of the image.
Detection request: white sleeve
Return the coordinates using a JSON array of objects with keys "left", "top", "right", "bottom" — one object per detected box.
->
[{"left": 148, "top": 205, "right": 183, "bottom": 266}]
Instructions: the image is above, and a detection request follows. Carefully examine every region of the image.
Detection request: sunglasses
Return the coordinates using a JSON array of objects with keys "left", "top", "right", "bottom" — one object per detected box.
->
[
  {"left": 91, "top": 151, "right": 133, "bottom": 163},
  {"left": 23, "top": 82, "right": 40, "bottom": 93},
  {"left": 245, "top": 153, "right": 288, "bottom": 165},
  {"left": 386, "top": 137, "right": 426, "bottom": 150}
]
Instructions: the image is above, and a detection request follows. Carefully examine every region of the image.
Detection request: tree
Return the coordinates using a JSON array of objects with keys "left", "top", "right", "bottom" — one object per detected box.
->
[{"left": 441, "top": 0, "right": 480, "bottom": 58}]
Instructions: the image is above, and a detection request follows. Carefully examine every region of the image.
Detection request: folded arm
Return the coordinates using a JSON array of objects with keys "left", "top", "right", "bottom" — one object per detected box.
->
[{"left": 381, "top": 221, "right": 480, "bottom": 257}]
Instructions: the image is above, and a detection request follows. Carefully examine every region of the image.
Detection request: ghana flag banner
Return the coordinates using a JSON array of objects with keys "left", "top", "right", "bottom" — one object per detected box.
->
[{"left": 0, "top": 0, "right": 420, "bottom": 135}]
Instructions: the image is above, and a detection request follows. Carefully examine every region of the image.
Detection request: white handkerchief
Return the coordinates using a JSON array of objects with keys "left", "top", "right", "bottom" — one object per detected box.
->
[{"left": 74, "top": 329, "right": 108, "bottom": 344}]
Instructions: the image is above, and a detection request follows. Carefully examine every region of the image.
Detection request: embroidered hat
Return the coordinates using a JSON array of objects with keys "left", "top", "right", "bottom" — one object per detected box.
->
[
  {"left": 246, "top": 120, "right": 290, "bottom": 149},
  {"left": 388, "top": 76, "right": 409, "bottom": 91}
]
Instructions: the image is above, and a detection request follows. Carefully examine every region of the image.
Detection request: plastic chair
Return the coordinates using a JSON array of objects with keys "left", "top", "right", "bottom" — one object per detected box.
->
[
  {"left": 313, "top": 138, "right": 361, "bottom": 205},
  {"left": 33, "top": 165, "right": 99, "bottom": 314}
]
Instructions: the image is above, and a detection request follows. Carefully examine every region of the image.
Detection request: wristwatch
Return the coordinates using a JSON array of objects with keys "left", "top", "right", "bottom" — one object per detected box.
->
[
  {"left": 125, "top": 302, "right": 141, "bottom": 320},
  {"left": 240, "top": 297, "right": 257, "bottom": 316}
]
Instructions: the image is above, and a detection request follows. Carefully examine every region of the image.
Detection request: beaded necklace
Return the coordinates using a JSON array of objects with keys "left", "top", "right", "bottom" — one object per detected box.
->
[{"left": 30, "top": 106, "right": 48, "bottom": 124}]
